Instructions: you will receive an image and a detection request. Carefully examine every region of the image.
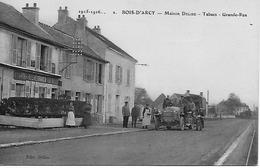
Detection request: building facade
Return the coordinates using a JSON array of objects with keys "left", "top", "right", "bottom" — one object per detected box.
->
[
  {"left": 0, "top": 2, "right": 62, "bottom": 100},
  {"left": 54, "top": 7, "right": 137, "bottom": 123},
  {"left": 0, "top": 2, "right": 108, "bottom": 123}
]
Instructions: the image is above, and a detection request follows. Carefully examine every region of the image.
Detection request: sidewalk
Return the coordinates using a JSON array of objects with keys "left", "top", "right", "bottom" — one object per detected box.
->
[{"left": 0, "top": 123, "right": 147, "bottom": 148}]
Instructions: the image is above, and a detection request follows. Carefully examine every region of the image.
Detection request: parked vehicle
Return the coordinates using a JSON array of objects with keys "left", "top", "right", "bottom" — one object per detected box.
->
[{"left": 154, "top": 94, "right": 205, "bottom": 131}]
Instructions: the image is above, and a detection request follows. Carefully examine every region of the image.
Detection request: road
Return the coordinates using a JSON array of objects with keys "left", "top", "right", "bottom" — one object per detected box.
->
[{"left": 0, "top": 119, "right": 255, "bottom": 166}]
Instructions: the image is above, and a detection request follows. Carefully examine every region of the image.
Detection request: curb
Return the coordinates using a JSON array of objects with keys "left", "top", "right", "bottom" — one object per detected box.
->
[
  {"left": 0, "top": 129, "right": 148, "bottom": 149},
  {"left": 214, "top": 121, "right": 254, "bottom": 165}
]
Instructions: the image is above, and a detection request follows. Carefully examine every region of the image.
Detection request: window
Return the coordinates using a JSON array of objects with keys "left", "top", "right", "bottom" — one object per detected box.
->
[
  {"left": 51, "top": 88, "right": 57, "bottom": 99},
  {"left": 39, "top": 87, "right": 46, "bottom": 98},
  {"left": 126, "top": 69, "right": 130, "bottom": 86},
  {"left": 15, "top": 83, "right": 25, "bottom": 97},
  {"left": 115, "top": 65, "right": 123, "bottom": 84},
  {"left": 40, "top": 45, "right": 47, "bottom": 71},
  {"left": 83, "top": 59, "right": 94, "bottom": 81},
  {"left": 65, "top": 90, "right": 71, "bottom": 99},
  {"left": 36, "top": 43, "right": 52, "bottom": 72},
  {"left": 11, "top": 35, "right": 31, "bottom": 67},
  {"left": 95, "top": 63, "right": 103, "bottom": 84},
  {"left": 85, "top": 93, "right": 92, "bottom": 103},
  {"left": 52, "top": 63, "right": 56, "bottom": 74},
  {"left": 75, "top": 92, "right": 81, "bottom": 101},
  {"left": 108, "top": 64, "right": 113, "bottom": 82},
  {"left": 17, "top": 37, "right": 26, "bottom": 67}
]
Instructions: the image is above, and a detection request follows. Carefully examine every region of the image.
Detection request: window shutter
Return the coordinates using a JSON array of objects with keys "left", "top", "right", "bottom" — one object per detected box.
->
[
  {"left": 36, "top": 43, "right": 41, "bottom": 69},
  {"left": 120, "top": 67, "right": 123, "bottom": 84},
  {"left": 95, "top": 63, "right": 98, "bottom": 83},
  {"left": 48, "top": 47, "right": 52, "bottom": 72},
  {"left": 22, "top": 40, "right": 27, "bottom": 67},
  {"left": 91, "top": 61, "right": 94, "bottom": 81},
  {"left": 26, "top": 41, "right": 31, "bottom": 67},
  {"left": 11, "top": 35, "right": 18, "bottom": 65}
]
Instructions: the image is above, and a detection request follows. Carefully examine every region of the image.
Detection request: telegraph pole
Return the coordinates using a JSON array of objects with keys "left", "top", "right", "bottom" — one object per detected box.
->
[{"left": 206, "top": 90, "right": 209, "bottom": 117}]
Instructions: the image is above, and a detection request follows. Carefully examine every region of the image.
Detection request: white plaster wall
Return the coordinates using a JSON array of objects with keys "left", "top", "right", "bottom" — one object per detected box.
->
[
  {"left": 104, "top": 49, "right": 136, "bottom": 122},
  {"left": 0, "top": 29, "right": 11, "bottom": 64}
]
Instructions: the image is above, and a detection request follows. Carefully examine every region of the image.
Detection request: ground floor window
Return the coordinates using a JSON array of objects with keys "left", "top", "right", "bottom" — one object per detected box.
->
[
  {"left": 51, "top": 88, "right": 57, "bottom": 99},
  {"left": 39, "top": 87, "right": 46, "bottom": 98},
  {"left": 75, "top": 92, "right": 81, "bottom": 101},
  {"left": 65, "top": 90, "right": 71, "bottom": 99},
  {"left": 15, "top": 83, "right": 25, "bottom": 97}
]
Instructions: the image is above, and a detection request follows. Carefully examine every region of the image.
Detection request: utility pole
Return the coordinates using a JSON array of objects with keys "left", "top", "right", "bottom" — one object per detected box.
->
[{"left": 206, "top": 90, "right": 209, "bottom": 117}]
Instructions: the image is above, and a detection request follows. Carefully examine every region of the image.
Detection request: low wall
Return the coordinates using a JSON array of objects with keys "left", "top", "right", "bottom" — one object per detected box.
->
[{"left": 0, "top": 115, "right": 83, "bottom": 128}]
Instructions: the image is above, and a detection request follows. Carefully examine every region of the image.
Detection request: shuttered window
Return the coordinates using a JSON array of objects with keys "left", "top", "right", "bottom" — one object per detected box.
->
[
  {"left": 26, "top": 41, "right": 31, "bottom": 67},
  {"left": 11, "top": 35, "right": 18, "bottom": 65},
  {"left": 115, "top": 65, "right": 123, "bottom": 84},
  {"left": 36, "top": 43, "right": 41, "bottom": 69},
  {"left": 126, "top": 69, "right": 130, "bottom": 86},
  {"left": 108, "top": 64, "right": 113, "bottom": 82},
  {"left": 48, "top": 48, "right": 52, "bottom": 72}
]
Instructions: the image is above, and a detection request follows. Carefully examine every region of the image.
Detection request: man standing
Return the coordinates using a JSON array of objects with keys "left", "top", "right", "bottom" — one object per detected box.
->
[
  {"left": 122, "top": 102, "right": 130, "bottom": 128},
  {"left": 131, "top": 103, "right": 140, "bottom": 128}
]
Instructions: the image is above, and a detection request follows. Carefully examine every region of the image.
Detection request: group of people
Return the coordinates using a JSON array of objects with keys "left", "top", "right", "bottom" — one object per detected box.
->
[{"left": 122, "top": 102, "right": 152, "bottom": 129}]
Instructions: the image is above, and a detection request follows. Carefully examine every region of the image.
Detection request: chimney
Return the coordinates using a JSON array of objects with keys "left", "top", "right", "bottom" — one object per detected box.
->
[
  {"left": 22, "top": 3, "right": 39, "bottom": 25},
  {"left": 58, "top": 6, "right": 69, "bottom": 24},
  {"left": 93, "top": 25, "right": 101, "bottom": 34},
  {"left": 200, "top": 92, "right": 203, "bottom": 97},
  {"left": 76, "top": 15, "right": 87, "bottom": 32}
]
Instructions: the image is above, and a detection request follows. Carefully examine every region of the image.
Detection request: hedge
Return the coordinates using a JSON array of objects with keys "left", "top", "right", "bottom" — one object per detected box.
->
[{"left": 0, "top": 97, "right": 88, "bottom": 118}]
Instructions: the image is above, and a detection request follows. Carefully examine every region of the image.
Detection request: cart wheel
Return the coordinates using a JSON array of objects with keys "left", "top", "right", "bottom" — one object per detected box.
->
[{"left": 180, "top": 117, "right": 184, "bottom": 131}]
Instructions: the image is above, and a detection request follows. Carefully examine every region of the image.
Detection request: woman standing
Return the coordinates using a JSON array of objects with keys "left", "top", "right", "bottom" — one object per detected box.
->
[
  {"left": 142, "top": 104, "right": 151, "bottom": 129},
  {"left": 66, "top": 101, "right": 76, "bottom": 127}
]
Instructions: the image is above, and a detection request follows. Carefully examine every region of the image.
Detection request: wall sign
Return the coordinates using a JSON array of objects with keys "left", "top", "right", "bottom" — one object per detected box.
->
[{"left": 14, "top": 71, "right": 59, "bottom": 85}]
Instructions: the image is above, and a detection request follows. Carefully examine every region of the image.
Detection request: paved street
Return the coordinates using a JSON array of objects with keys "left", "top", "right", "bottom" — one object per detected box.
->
[{"left": 0, "top": 119, "right": 255, "bottom": 166}]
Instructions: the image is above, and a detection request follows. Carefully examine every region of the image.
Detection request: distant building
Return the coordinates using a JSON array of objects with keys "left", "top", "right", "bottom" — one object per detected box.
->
[{"left": 152, "top": 93, "right": 166, "bottom": 111}]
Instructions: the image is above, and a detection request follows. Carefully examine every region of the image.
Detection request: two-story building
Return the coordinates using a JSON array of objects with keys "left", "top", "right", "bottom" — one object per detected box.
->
[
  {"left": 0, "top": 2, "right": 108, "bottom": 122},
  {"left": 0, "top": 2, "right": 62, "bottom": 99},
  {"left": 53, "top": 7, "right": 137, "bottom": 123}
]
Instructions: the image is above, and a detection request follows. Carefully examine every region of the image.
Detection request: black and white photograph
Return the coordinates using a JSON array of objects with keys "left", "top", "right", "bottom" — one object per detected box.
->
[{"left": 0, "top": 0, "right": 258, "bottom": 166}]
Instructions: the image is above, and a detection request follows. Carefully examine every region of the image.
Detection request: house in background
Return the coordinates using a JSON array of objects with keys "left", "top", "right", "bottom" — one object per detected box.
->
[
  {"left": 53, "top": 7, "right": 137, "bottom": 123},
  {"left": 152, "top": 93, "right": 166, "bottom": 111}
]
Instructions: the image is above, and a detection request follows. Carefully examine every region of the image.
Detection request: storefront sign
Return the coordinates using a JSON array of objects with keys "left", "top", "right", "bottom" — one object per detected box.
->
[{"left": 14, "top": 71, "right": 59, "bottom": 85}]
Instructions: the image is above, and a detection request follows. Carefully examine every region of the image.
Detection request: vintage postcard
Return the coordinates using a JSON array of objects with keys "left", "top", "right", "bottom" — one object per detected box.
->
[{"left": 0, "top": 0, "right": 258, "bottom": 166}]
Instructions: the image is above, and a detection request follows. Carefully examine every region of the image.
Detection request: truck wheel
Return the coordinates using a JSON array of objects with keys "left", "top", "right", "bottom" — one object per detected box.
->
[
  {"left": 180, "top": 117, "right": 184, "bottom": 131},
  {"left": 155, "top": 118, "right": 160, "bottom": 130},
  {"left": 196, "top": 119, "right": 202, "bottom": 131}
]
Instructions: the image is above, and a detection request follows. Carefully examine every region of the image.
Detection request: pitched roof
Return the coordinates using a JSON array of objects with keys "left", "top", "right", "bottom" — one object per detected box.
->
[
  {"left": 153, "top": 93, "right": 166, "bottom": 107},
  {"left": 39, "top": 22, "right": 108, "bottom": 63},
  {"left": 0, "top": 2, "right": 54, "bottom": 42},
  {"left": 54, "top": 16, "right": 137, "bottom": 62},
  {"left": 85, "top": 26, "right": 137, "bottom": 62}
]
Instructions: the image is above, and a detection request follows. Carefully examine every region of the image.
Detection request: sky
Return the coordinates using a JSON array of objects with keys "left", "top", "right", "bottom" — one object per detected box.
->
[{"left": 2, "top": 0, "right": 259, "bottom": 108}]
